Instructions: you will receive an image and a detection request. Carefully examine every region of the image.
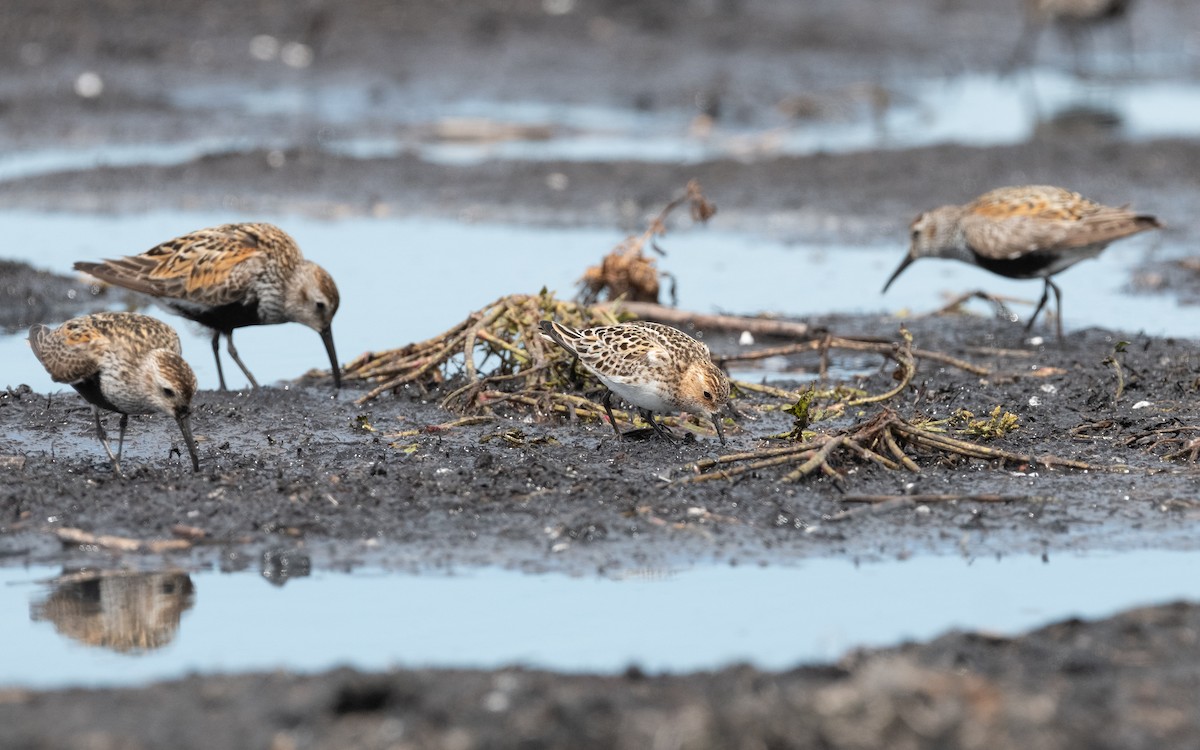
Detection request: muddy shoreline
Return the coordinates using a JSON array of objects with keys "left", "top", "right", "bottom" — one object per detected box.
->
[
  {"left": 3, "top": 0, "right": 1200, "bottom": 746},
  {"left": 4, "top": 600, "right": 1199, "bottom": 750},
  {"left": 4, "top": 314, "right": 1200, "bottom": 574}
]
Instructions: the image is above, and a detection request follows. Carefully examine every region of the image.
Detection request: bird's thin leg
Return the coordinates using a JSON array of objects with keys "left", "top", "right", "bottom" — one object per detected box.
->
[
  {"left": 225, "top": 332, "right": 260, "bottom": 389},
  {"left": 1120, "top": 15, "right": 1136, "bottom": 74},
  {"left": 602, "top": 390, "right": 622, "bottom": 439},
  {"left": 1025, "top": 279, "right": 1052, "bottom": 333},
  {"left": 211, "top": 330, "right": 228, "bottom": 391},
  {"left": 116, "top": 414, "right": 129, "bottom": 462},
  {"left": 642, "top": 409, "right": 678, "bottom": 443},
  {"left": 1067, "top": 26, "right": 1093, "bottom": 78},
  {"left": 93, "top": 407, "right": 124, "bottom": 478},
  {"left": 1049, "top": 278, "right": 1064, "bottom": 342},
  {"left": 1004, "top": 18, "right": 1040, "bottom": 75}
]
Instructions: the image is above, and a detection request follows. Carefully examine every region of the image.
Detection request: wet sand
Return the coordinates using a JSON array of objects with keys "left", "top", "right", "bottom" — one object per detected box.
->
[{"left": 3, "top": 0, "right": 1200, "bottom": 746}]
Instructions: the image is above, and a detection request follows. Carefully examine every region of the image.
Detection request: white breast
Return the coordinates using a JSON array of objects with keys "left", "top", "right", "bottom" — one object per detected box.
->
[{"left": 599, "top": 374, "right": 677, "bottom": 414}]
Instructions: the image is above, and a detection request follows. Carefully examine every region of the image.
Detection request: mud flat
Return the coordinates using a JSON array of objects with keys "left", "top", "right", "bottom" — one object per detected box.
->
[{"left": 2, "top": 0, "right": 1200, "bottom": 746}]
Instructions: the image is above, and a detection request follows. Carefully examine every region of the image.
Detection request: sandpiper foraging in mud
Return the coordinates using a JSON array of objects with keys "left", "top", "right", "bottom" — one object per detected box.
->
[
  {"left": 28, "top": 311, "right": 201, "bottom": 476},
  {"left": 1009, "top": 0, "right": 1134, "bottom": 71},
  {"left": 882, "top": 184, "right": 1160, "bottom": 340},
  {"left": 75, "top": 223, "right": 341, "bottom": 391},
  {"left": 539, "top": 319, "right": 730, "bottom": 444}
]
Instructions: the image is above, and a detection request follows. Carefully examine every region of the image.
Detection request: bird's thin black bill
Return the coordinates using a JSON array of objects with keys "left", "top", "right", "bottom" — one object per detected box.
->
[
  {"left": 882, "top": 255, "right": 916, "bottom": 293},
  {"left": 175, "top": 413, "right": 200, "bottom": 472},
  {"left": 321, "top": 328, "right": 341, "bottom": 389}
]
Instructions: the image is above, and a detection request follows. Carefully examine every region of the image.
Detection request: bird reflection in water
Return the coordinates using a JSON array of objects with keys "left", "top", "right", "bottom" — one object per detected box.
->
[{"left": 30, "top": 570, "right": 195, "bottom": 653}]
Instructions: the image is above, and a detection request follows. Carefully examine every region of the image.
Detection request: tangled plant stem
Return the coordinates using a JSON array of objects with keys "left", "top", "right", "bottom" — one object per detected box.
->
[{"left": 673, "top": 408, "right": 1116, "bottom": 485}]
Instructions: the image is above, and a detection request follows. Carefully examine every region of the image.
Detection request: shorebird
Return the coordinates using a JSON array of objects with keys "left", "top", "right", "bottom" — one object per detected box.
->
[
  {"left": 29, "top": 312, "right": 201, "bottom": 476},
  {"left": 1009, "top": 0, "right": 1133, "bottom": 72},
  {"left": 75, "top": 223, "right": 340, "bottom": 391},
  {"left": 882, "top": 185, "right": 1160, "bottom": 340},
  {"left": 540, "top": 319, "right": 730, "bottom": 443}
]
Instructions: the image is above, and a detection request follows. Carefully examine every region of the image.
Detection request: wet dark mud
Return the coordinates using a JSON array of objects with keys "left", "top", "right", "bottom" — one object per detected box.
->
[
  {"left": 3, "top": 0, "right": 1200, "bottom": 745},
  {"left": 3, "top": 600, "right": 1198, "bottom": 749},
  {"left": 4, "top": 315, "right": 1200, "bottom": 574},
  {"left": 4, "top": 138, "right": 1200, "bottom": 242}
]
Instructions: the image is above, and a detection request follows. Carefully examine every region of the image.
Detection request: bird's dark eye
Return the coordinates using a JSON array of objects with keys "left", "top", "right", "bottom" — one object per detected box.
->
[
  {"left": 315, "top": 301, "right": 326, "bottom": 311},
  {"left": 162, "top": 387, "right": 175, "bottom": 398},
  {"left": 703, "top": 390, "right": 713, "bottom": 401}
]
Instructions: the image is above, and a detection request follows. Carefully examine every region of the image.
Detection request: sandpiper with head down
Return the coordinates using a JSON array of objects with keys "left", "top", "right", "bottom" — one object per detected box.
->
[
  {"left": 29, "top": 312, "right": 200, "bottom": 476},
  {"left": 882, "top": 185, "right": 1159, "bottom": 340},
  {"left": 1009, "top": 0, "right": 1133, "bottom": 71},
  {"left": 540, "top": 319, "right": 730, "bottom": 443},
  {"left": 75, "top": 223, "right": 340, "bottom": 391}
]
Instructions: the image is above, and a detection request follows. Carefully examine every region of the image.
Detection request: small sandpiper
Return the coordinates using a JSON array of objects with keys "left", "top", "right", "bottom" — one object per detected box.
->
[
  {"left": 539, "top": 320, "right": 730, "bottom": 443},
  {"left": 1009, "top": 0, "right": 1133, "bottom": 70},
  {"left": 75, "top": 223, "right": 340, "bottom": 391},
  {"left": 29, "top": 312, "right": 201, "bottom": 476},
  {"left": 882, "top": 185, "right": 1159, "bottom": 340}
]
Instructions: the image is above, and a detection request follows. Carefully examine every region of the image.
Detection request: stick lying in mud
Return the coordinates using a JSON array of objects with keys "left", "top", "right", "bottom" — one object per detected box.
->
[
  {"left": 839, "top": 493, "right": 1053, "bottom": 504},
  {"left": 672, "top": 408, "right": 1118, "bottom": 485},
  {"left": 55, "top": 527, "right": 192, "bottom": 553},
  {"left": 607, "top": 300, "right": 991, "bottom": 377}
]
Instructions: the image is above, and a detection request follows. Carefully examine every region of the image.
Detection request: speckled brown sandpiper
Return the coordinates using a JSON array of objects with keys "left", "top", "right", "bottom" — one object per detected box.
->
[
  {"left": 540, "top": 319, "right": 730, "bottom": 443},
  {"left": 29, "top": 312, "right": 200, "bottom": 476},
  {"left": 882, "top": 184, "right": 1160, "bottom": 340},
  {"left": 75, "top": 223, "right": 340, "bottom": 391}
]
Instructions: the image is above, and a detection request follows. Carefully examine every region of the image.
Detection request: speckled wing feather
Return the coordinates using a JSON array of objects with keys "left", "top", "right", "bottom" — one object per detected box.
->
[
  {"left": 28, "top": 321, "right": 105, "bottom": 384},
  {"left": 74, "top": 224, "right": 291, "bottom": 307},
  {"left": 86, "top": 312, "right": 183, "bottom": 355},
  {"left": 968, "top": 186, "right": 1096, "bottom": 222},
  {"left": 626, "top": 321, "right": 712, "bottom": 359},
  {"left": 962, "top": 186, "right": 1158, "bottom": 259},
  {"left": 29, "top": 313, "right": 181, "bottom": 384},
  {"left": 1054, "top": 206, "right": 1160, "bottom": 249},
  {"left": 541, "top": 321, "right": 669, "bottom": 380}
]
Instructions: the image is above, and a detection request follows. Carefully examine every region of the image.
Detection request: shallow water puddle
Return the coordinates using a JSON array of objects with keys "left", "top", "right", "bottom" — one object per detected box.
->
[
  {"left": 333, "top": 70, "right": 1200, "bottom": 164},
  {"left": 3, "top": 549, "right": 1199, "bottom": 688},
  {"left": 0, "top": 139, "right": 260, "bottom": 184},
  {"left": 3, "top": 70, "right": 1198, "bottom": 182},
  {"left": 161, "top": 70, "right": 1200, "bottom": 161},
  {"left": 0, "top": 210, "right": 1186, "bottom": 393}
]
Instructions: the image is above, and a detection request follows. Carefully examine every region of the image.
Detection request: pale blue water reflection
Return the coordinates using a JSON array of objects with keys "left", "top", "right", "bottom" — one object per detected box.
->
[
  {"left": 0, "top": 210, "right": 1184, "bottom": 392},
  {"left": 3, "top": 550, "right": 1199, "bottom": 688},
  {"left": 1, "top": 70, "right": 1197, "bottom": 183}
]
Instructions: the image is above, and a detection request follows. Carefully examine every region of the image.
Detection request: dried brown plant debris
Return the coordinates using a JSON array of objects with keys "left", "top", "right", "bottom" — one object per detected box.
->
[
  {"left": 1124, "top": 423, "right": 1200, "bottom": 463},
  {"left": 341, "top": 291, "right": 730, "bottom": 438},
  {"left": 342, "top": 290, "right": 619, "bottom": 404},
  {"left": 341, "top": 288, "right": 985, "bottom": 446},
  {"left": 672, "top": 408, "right": 1111, "bottom": 485},
  {"left": 577, "top": 179, "right": 716, "bottom": 305}
]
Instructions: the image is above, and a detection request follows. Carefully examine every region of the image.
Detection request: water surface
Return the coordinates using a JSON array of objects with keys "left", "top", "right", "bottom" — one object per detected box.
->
[
  {"left": 0, "top": 211, "right": 1182, "bottom": 392},
  {"left": 3, "top": 549, "right": 1198, "bottom": 688}
]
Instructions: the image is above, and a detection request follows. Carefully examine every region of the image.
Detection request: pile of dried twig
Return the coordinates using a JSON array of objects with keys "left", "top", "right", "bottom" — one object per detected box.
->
[
  {"left": 672, "top": 407, "right": 1115, "bottom": 485},
  {"left": 340, "top": 288, "right": 982, "bottom": 444},
  {"left": 341, "top": 291, "right": 736, "bottom": 438},
  {"left": 338, "top": 177, "right": 1098, "bottom": 474},
  {"left": 577, "top": 179, "right": 716, "bottom": 305},
  {"left": 342, "top": 290, "right": 609, "bottom": 401}
]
